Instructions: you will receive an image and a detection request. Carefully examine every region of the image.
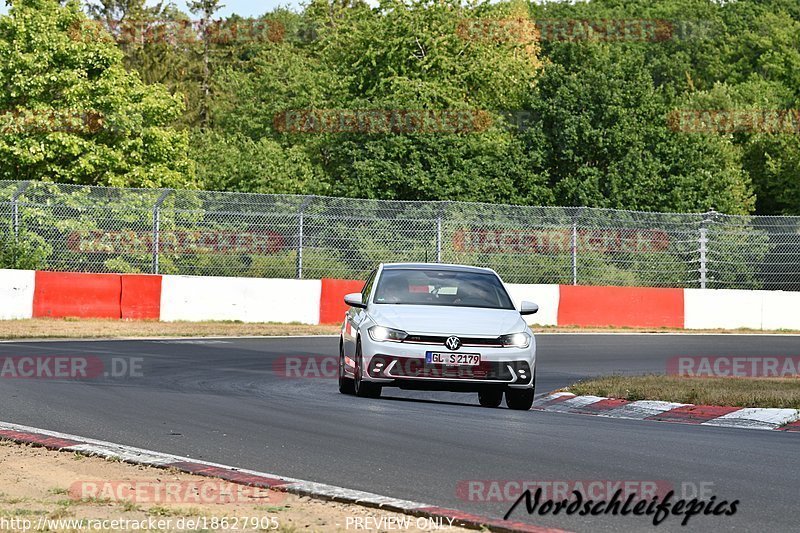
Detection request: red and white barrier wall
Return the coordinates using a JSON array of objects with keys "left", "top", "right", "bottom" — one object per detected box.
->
[
  {"left": 0, "top": 269, "right": 36, "bottom": 320},
  {"left": 160, "top": 276, "right": 320, "bottom": 324},
  {"left": 2, "top": 269, "right": 800, "bottom": 330}
]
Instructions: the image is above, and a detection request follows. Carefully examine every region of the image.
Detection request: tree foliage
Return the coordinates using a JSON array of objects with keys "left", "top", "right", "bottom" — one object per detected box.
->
[
  {"left": 0, "top": 0, "right": 194, "bottom": 188},
  {"left": 3, "top": 0, "right": 800, "bottom": 214}
]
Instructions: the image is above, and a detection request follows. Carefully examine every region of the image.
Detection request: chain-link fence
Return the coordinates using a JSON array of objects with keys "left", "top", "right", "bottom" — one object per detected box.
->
[{"left": 1, "top": 180, "right": 799, "bottom": 290}]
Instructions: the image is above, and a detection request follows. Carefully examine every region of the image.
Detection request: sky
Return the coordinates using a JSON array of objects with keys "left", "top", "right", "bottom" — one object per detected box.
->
[
  {"left": 0, "top": 0, "right": 301, "bottom": 17},
  {"left": 171, "top": 0, "right": 300, "bottom": 18}
]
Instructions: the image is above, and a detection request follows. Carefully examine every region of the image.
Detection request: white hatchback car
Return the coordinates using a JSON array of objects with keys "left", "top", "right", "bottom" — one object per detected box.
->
[{"left": 339, "top": 263, "right": 538, "bottom": 410}]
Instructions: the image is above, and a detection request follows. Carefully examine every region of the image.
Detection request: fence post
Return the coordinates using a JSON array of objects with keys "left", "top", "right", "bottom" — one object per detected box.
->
[
  {"left": 571, "top": 222, "right": 578, "bottom": 285},
  {"left": 436, "top": 216, "right": 442, "bottom": 263},
  {"left": 296, "top": 196, "right": 313, "bottom": 279},
  {"left": 570, "top": 207, "right": 585, "bottom": 285},
  {"left": 10, "top": 181, "right": 31, "bottom": 266},
  {"left": 435, "top": 200, "right": 449, "bottom": 263},
  {"left": 698, "top": 210, "right": 715, "bottom": 289},
  {"left": 698, "top": 227, "right": 707, "bottom": 289},
  {"left": 11, "top": 181, "right": 30, "bottom": 242},
  {"left": 152, "top": 189, "right": 172, "bottom": 275}
]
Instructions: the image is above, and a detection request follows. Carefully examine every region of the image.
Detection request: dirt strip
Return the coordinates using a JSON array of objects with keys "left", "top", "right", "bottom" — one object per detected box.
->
[
  {"left": 1, "top": 319, "right": 799, "bottom": 341},
  {"left": 0, "top": 440, "right": 471, "bottom": 532},
  {"left": 0, "top": 320, "right": 338, "bottom": 340}
]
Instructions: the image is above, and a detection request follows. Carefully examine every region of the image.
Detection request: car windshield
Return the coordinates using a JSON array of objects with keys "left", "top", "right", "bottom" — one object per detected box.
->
[{"left": 373, "top": 269, "right": 515, "bottom": 310}]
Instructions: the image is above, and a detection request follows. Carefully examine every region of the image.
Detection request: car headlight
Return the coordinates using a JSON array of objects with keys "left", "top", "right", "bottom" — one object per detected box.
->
[
  {"left": 499, "top": 332, "right": 530, "bottom": 348},
  {"left": 368, "top": 325, "right": 408, "bottom": 342}
]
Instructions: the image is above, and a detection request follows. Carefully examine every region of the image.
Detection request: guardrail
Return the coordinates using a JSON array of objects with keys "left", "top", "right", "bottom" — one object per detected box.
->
[{"left": 4, "top": 269, "right": 800, "bottom": 330}]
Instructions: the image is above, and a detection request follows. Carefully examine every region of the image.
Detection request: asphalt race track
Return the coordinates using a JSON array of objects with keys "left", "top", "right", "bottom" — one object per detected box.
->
[{"left": 0, "top": 334, "right": 798, "bottom": 532}]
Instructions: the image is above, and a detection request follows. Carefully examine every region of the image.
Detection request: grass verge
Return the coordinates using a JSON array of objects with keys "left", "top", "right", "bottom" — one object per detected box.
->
[{"left": 565, "top": 375, "right": 800, "bottom": 409}]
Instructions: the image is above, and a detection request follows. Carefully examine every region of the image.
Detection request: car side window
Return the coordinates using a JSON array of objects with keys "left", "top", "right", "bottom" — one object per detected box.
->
[{"left": 361, "top": 270, "right": 377, "bottom": 304}]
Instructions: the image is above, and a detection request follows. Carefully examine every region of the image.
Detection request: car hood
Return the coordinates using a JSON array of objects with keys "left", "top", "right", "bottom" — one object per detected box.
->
[{"left": 369, "top": 305, "right": 525, "bottom": 336}]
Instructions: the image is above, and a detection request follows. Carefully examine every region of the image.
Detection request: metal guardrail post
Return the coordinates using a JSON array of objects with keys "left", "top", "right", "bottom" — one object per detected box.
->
[
  {"left": 152, "top": 189, "right": 173, "bottom": 274},
  {"left": 296, "top": 196, "right": 313, "bottom": 279}
]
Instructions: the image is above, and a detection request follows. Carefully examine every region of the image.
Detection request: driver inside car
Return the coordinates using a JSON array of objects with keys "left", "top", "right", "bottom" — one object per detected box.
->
[{"left": 375, "top": 274, "right": 410, "bottom": 303}]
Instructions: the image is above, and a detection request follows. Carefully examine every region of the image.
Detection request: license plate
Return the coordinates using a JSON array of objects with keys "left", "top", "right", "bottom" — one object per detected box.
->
[{"left": 425, "top": 352, "right": 481, "bottom": 366}]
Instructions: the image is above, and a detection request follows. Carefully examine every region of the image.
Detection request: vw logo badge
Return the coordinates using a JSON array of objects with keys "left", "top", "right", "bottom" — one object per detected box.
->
[{"left": 445, "top": 336, "right": 461, "bottom": 351}]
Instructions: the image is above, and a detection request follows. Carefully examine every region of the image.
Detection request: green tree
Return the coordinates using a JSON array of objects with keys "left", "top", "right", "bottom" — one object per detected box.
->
[
  {"left": 521, "top": 46, "right": 754, "bottom": 214},
  {"left": 294, "top": 0, "right": 549, "bottom": 202},
  {"left": 676, "top": 79, "right": 800, "bottom": 214},
  {"left": 0, "top": 0, "right": 194, "bottom": 188},
  {"left": 87, "top": 0, "right": 203, "bottom": 127},
  {"left": 190, "top": 129, "right": 316, "bottom": 194},
  {"left": 188, "top": 0, "right": 224, "bottom": 125}
]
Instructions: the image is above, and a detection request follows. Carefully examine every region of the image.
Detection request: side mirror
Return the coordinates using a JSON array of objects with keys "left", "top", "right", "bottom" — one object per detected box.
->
[
  {"left": 520, "top": 301, "right": 539, "bottom": 315},
  {"left": 344, "top": 292, "right": 367, "bottom": 309}
]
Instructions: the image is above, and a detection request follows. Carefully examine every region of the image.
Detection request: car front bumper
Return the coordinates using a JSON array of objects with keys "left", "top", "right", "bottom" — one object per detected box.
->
[{"left": 358, "top": 334, "right": 536, "bottom": 391}]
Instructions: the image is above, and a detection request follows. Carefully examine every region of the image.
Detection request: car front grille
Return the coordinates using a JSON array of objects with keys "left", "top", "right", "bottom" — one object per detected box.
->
[{"left": 401, "top": 335, "right": 504, "bottom": 347}]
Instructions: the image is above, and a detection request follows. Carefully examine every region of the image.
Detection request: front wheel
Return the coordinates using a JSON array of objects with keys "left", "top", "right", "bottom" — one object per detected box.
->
[
  {"left": 354, "top": 343, "right": 381, "bottom": 399},
  {"left": 505, "top": 388, "right": 534, "bottom": 411},
  {"left": 338, "top": 339, "right": 355, "bottom": 395},
  {"left": 478, "top": 389, "right": 503, "bottom": 408}
]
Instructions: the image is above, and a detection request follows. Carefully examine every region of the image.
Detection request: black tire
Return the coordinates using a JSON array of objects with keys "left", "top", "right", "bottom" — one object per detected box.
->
[
  {"left": 354, "top": 343, "right": 381, "bottom": 399},
  {"left": 505, "top": 388, "right": 534, "bottom": 411},
  {"left": 478, "top": 388, "right": 503, "bottom": 408},
  {"left": 338, "top": 338, "right": 355, "bottom": 395}
]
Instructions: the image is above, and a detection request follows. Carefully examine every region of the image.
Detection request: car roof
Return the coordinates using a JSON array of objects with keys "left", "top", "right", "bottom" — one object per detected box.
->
[{"left": 380, "top": 262, "right": 496, "bottom": 275}]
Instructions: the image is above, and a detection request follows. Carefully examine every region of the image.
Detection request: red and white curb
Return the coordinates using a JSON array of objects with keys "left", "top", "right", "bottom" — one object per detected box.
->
[
  {"left": 0, "top": 420, "right": 565, "bottom": 533},
  {"left": 533, "top": 392, "right": 800, "bottom": 431}
]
